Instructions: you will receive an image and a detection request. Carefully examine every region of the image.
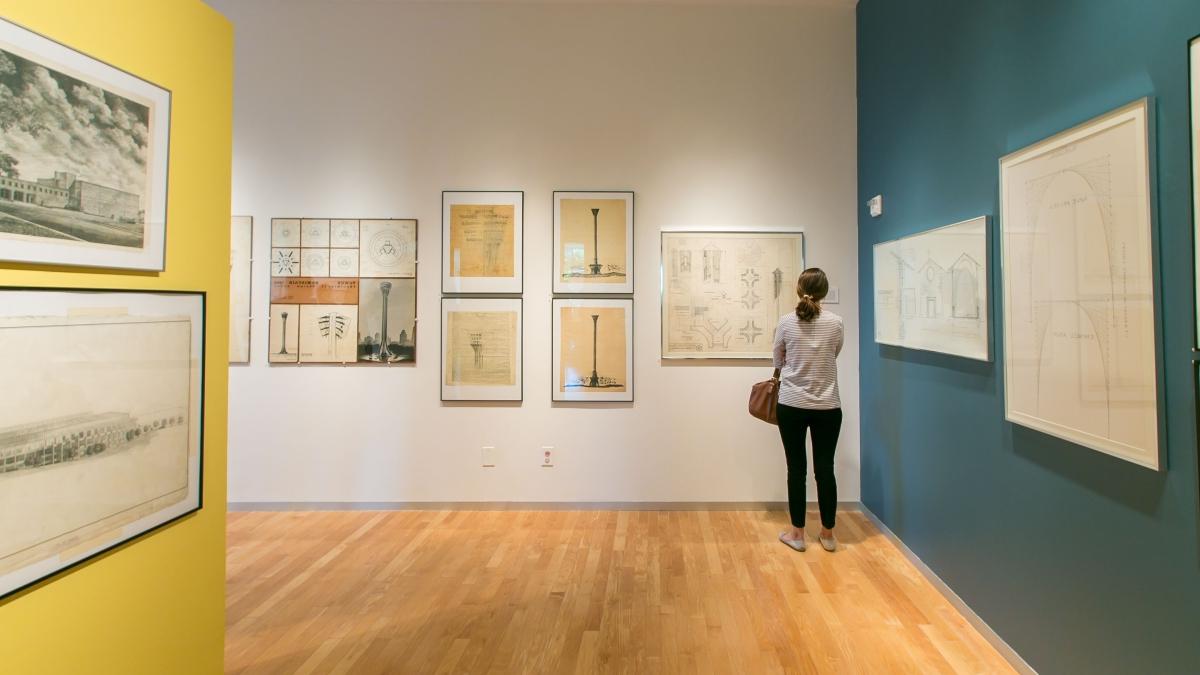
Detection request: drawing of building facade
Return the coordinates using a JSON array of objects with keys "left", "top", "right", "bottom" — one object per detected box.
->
[{"left": 0, "top": 171, "right": 140, "bottom": 222}]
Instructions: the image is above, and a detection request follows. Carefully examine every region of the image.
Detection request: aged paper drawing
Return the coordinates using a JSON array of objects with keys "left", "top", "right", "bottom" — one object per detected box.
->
[
  {"left": 331, "top": 219, "right": 360, "bottom": 248},
  {"left": 301, "top": 219, "right": 330, "bottom": 247},
  {"left": 329, "top": 248, "right": 359, "bottom": 278},
  {"left": 661, "top": 231, "right": 804, "bottom": 359},
  {"left": 359, "top": 219, "right": 416, "bottom": 278},
  {"left": 445, "top": 310, "right": 518, "bottom": 386},
  {"left": 0, "top": 290, "right": 202, "bottom": 597},
  {"left": 272, "top": 218, "right": 300, "bottom": 247},
  {"left": 268, "top": 303, "right": 299, "bottom": 363},
  {"left": 554, "top": 192, "right": 633, "bottom": 293},
  {"left": 271, "top": 247, "right": 299, "bottom": 277},
  {"left": 300, "top": 248, "right": 330, "bottom": 277},
  {"left": 229, "top": 216, "right": 253, "bottom": 363},
  {"left": 0, "top": 19, "right": 171, "bottom": 270},
  {"left": 448, "top": 204, "right": 515, "bottom": 278},
  {"left": 874, "top": 217, "right": 988, "bottom": 361},
  {"left": 554, "top": 299, "right": 633, "bottom": 402},
  {"left": 1001, "top": 99, "right": 1158, "bottom": 469},
  {"left": 298, "top": 304, "right": 358, "bottom": 363},
  {"left": 358, "top": 278, "right": 415, "bottom": 362}
]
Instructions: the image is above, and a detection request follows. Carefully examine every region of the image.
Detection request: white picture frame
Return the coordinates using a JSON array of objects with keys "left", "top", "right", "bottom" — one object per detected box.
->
[
  {"left": 552, "top": 298, "right": 634, "bottom": 402},
  {"left": 873, "top": 216, "right": 990, "bottom": 361},
  {"left": 0, "top": 18, "right": 171, "bottom": 271},
  {"left": 442, "top": 191, "right": 523, "bottom": 294},
  {"left": 1191, "top": 35, "right": 1200, "bottom": 346},
  {"left": 660, "top": 230, "right": 805, "bottom": 359},
  {"left": 552, "top": 191, "right": 634, "bottom": 294},
  {"left": 999, "top": 98, "right": 1160, "bottom": 470},
  {"left": 441, "top": 297, "right": 523, "bottom": 402}
]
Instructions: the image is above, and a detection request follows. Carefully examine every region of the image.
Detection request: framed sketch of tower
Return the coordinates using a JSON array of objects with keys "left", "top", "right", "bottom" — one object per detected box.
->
[
  {"left": 0, "top": 18, "right": 171, "bottom": 271},
  {"left": 1000, "top": 98, "right": 1160, "bottom": 470},
  {"left": 552, "top": 298, "right": 633, "bottom": 402},
  {"left": 553, "top": 191, "right": 634, "bottom": 294},
  {"left": 268, "top": 217, "right": 417, "bottom": 364},
  {"left": 1191, "top": 35, "right": 1200, "bottom": 345},
  {"left": 0, "top": 288, "right": 204, "bottom": 598},
  {"left": 442, "top": 191, "right": 523, "bottom": 294},
  {"left": 660, "top": 231, "right": 805, "bottom": 359},
  {"left": 441, "top": 297, "right": 523, "bottom": 401}
]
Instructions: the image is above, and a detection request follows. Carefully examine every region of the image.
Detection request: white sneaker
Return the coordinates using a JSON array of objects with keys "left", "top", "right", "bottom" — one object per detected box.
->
[{"left": 779, "top": 531, "right": 806, "bottom": 552}]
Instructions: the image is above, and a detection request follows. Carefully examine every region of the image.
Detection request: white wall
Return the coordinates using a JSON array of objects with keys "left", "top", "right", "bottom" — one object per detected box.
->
[{"left": 214, "top": 0, "right": 859, "bottom": 504}]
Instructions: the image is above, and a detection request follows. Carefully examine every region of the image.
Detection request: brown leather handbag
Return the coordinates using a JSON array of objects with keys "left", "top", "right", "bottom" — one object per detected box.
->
[{"left": 749, "top": 373, "right": 780, "bottom": 425}]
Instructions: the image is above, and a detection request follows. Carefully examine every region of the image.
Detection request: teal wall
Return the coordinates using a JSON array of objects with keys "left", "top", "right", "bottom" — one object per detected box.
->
[{"left": 857, "top": 1, "right": 1200, "bottom": 673}]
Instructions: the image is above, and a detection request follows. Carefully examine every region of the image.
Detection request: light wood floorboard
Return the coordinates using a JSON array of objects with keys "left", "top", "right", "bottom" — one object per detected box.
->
[{"left": 225, "top": 510, "right": 1016, "bottom": 674}]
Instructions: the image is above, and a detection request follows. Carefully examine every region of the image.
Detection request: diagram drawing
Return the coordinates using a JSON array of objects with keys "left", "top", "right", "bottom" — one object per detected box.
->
[
  {"left": 1000, "top": 99, "right": 1159, "bottom": 469},
  {"left": 553, "top": 192, "right": 633, "bottom": 294},
  {"left": 661, "top": 231, "right": 804, "bottom": 359},
  {"left": 873, "top": 216, "right": 989, "bottom": 361},
  {"left": 554, "top": 300, "right": 632, "bottom": 401}
]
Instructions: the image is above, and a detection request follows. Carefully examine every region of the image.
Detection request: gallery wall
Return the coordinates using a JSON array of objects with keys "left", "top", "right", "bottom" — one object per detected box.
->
[
  {"left": 857, "top": 0, "right": 1200, "bottom": 673},
  {"left": 213, "top": 0, "right": 860, "bottom": 504},
  {"left": 0, "top": 1, "right": 232, "bottom": 673}
]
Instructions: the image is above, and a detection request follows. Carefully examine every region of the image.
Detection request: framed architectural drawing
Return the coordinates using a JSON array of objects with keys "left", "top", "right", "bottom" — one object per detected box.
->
[
  {"left": 442, "top": 191, "right": 523, "bottom": 294},
  {"left": 269, "top": 217, "right": 417, "bottom": 364},
  {"left": 1191, "top": 35, "right": 1200, "bottom": 345},
  {"left": 441, "top": 297, "right": 522, "bottom": 401},
  {"left": 0, "top": 288, "right": 203, "bottom": 598},
  {"left": 660, "top": 231, "right": 805, "bottom": 359},
  {"left": 552, "top": 298, "right": 633, "bottom": 402},
  {"left": 553, "top": 191, "right": 634, "bottom": 294},
  {"left": 229, "top": 216, "right": 253, "bottom": 364},
  {"left": 0, "top": 18, "right": 171, "bottom": 271},
  {"left": 874, "top": 216, "right": 989, "bottom": 361},
  {"left": 1000, "top": 98, "right": 1160, "bottom": 470}
]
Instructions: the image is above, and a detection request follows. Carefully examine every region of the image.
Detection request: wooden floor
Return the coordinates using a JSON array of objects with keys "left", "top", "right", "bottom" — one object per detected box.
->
[{"left": 226, "top": 510, "right": 1015, "bottom": 674}]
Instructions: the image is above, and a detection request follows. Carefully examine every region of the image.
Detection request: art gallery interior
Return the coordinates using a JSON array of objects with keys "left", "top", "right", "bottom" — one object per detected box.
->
[{"left": 0, "top": 0, "right": 1199, "bottom": 673}]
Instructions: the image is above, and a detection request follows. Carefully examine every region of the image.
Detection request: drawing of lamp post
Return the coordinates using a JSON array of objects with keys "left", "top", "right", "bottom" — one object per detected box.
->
[
  {"left": 589, "top": 208, "right": 602, "bottom": 276},
  {"left": 277, "top": 311, "right": 289, "bottom": 355},
  {"left": 587, "top": 314, "right": 600, "bottom": 388},
  {"left": 377, "top": 281, "right": 391, "bottom": 361},
  {"left": 470, "top": 332, "right": 484, "bottom": 368}
]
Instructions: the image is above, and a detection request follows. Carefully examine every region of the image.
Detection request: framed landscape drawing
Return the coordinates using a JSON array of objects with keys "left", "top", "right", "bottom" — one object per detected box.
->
[
  {"left": 552, "top": 298, "right": 633, "bottom": 402},
  {"left": 1000, "top": 98, "right": 1160, "bottom": 470},
  {"left": 441, "top": 297, "right": 522, "bottom": 402},
  {"left": 442, "top": 191, "right": 523, "bottom": 294},
  {"left": 874, "top": 216, "right": 989, "bottom": 361},
  {"left": 269, "top": 217, "right": 417, "bottom": 364},
  {"left": 0, "top": 288, "right": 203, "bottom": 598},
  {"left": 553, "top": 191, "right": 634, "bottom": 294},
  {"left": 0, "top": 18, "right": 171, "bottom": 271},
  {"left": 660, "top": 231, "right": 805, "bottom": 359},
  {"left": 229, "top": 216, "right": 253, "bottom": 364}
]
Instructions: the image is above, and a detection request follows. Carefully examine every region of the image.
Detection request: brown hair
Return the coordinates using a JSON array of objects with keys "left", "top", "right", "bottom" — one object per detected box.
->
[{"left": 795, "top": 267, "right": 829, "bottom": 322}]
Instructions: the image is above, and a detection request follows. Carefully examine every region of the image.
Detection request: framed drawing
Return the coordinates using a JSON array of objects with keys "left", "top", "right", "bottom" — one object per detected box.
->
[
  {"left": 268, "top": 217, "right": 417, "bottom": 365},
  {"left": 873, "top": 216, "right": 989, "bottom": 361},
  {"left": 0, "top": 288, "right": 203, "bottom": 598},
  {"left": 0, "top": 18, "right": 171, "bottom": 271},
  {"left": 229, "top": 216, "right": 253, "bottom": 364},
  {"left": 1000, "top": 98, "right": 1160, "bottom": 470},
  {"left": 441, "top": 297, "right": 522, "bottom": 402},
  {"left": 660, "top": 231, "right": 805, "bottom": 359},
  {"left": 552, "top": 191, "right": 634, "bottom": 294},
  {"left": 442, "top": 191, "right": 523, "bottom": 294},
  {"left": 1192, "top": 35, "right": 1200, "bottom": 346},
  {"left": 552, "top": 298, "right": 633, "bottom": 402}
]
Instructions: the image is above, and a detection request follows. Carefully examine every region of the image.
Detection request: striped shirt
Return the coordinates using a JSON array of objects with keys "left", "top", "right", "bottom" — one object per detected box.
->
[{"left": 772, "top": 310, "right": 843, "bottom": 409}]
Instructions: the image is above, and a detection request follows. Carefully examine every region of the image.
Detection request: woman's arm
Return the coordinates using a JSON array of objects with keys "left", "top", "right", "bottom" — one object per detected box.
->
[{"left": 772, "top": 319, "right": 786, "bottom": 372}]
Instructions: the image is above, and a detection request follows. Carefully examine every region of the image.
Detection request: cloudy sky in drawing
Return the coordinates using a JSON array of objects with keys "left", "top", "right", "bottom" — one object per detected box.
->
[{"left": 0, "top": 47, "right": 150, "bottom": 205}]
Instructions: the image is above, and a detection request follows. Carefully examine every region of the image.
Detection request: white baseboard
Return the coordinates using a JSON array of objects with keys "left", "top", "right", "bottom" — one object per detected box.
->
[
  {"left": 858, "top": 506, "right": 1037, "bottom": 675},
  {"left": 225, "top": 500, "right": 865, "bottom": 512}
]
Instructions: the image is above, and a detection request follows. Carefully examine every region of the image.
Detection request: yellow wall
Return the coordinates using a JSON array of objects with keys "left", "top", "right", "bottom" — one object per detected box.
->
[{"left": 0, "top": 2, "right": 231, "bottom": 673}]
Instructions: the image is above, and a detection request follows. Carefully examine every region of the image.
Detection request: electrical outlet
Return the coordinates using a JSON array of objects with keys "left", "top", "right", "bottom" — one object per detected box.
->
[
  {"left": 541, "top": 446, "right": 554, "bottom": 468},
  {"left": 481, "top": 445, "right": 496, "bottom": 468}
]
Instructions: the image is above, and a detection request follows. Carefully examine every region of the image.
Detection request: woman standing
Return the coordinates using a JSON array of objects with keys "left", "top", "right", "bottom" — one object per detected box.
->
[{"left": 772, "top": 268, "right": 843, "bottom": 552}]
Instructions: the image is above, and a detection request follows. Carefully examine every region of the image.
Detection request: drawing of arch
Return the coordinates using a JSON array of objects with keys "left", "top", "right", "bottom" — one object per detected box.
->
[{"left": 950, "top": 254, "right": 980, "bottom": 319}]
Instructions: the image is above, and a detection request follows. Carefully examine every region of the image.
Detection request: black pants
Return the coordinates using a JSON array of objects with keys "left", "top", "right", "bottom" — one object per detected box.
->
[{"left": 777, "top": 404, "right": 842, "bottom": 529}]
